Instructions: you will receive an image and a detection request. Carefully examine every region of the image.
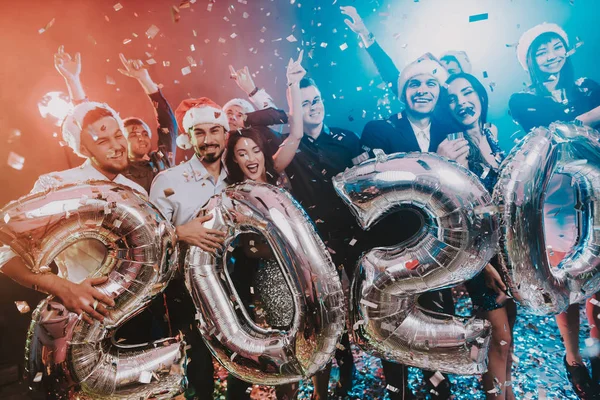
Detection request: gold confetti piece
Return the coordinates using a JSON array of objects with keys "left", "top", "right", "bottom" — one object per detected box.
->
[
  {"left": 192, "top": 29, "right": 197, "bottom": 36},
  {"left": 104, "top": 15, "right": 110, "bottom": 22},
  {"left": 260, "top": 26, "right": 267, "bottom": 33},
  {"left": 190, "top": 44, "right": 195, "bottom": 51},
  {"left": 15, "top": 301, "right": 31, "bottom": 313},
  {"left": 7, "top": 152, "right": 24, "bottom": 170},
  {"left": 286, "top": 34, "right": 297, "bottom": 42},
  {"left": 181, "top": 66, "right": 192, "bottom": 75},
  {"left": 113, "top": 3, "right": 123, "bottom": 11},
  {"left": 339, "top": 43, "right": 348, "bottom": 51},
  {"left": 33, "top": 372, "right": 43, "bottom": 382},
  {"left": 187, "top": 56, "right": 197, "bottom": 67},
  {"left": 106, "top": 75, "right": 116, "bottom": 85},
  {"left": 123, "top": 38, "right": 132, "bottom": 45},
  {"left": 147, "top": 58, "right": 156, "bottom": 65},
  {"left": 349, "top": 238, "right": 357, "bottom": 246},
  {"left": 179, "top": 0, "right": 191, "bottom": 8},
  {"left": 7, "top": 129, "right": 21, "bottom": 144},
  {"left": 207, "top": 3, "right": 213, "bottom": 11},
  {"left": 163, "top": 61, "right": 170, "bottom": 67},
  {"left": 243, "top": 12, "right": 249, "bottom": 18},
  {"left": 146, "top": 24, "right": 160, "bottom": 39},
  {"left": 38, "top": 18, "right": 56, "bottom": 34},
  {"left": 320, "top": 42, "right": 328, "bottom": 48},
  {"left": 171, "top": 5, "right": 180, "bottom": 23},
  {"left": 230, "top": 33, "right": 238, "bottom": 39},
  {"left": 218, "top": 37, "right": 226, "bottom": 43},
  {"left": 3, "top": 213, "right": 10, "bottom": 223}
]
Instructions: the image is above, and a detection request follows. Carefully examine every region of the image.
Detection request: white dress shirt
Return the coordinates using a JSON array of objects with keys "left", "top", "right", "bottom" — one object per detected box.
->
[
  {"left": 32, "top": 158, "right": 147, "bottom": 195},
  {"left": 408, "top": 120, "right": 432, "bottom": 152},
  {"left": 149, "top": 155, "right": 227, "bottom": 227}
]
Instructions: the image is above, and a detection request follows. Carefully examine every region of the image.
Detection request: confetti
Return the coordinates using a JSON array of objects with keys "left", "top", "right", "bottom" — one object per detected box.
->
[
  {"left": 7, "top": 152, "right": 24, "bottom": 170},
  {"left": 230, "top": 32, "right": 238, "bottom": 39},
  {"left": 113, "top": 3, "right": 123, "bottom": 11},
  {"left": 469, "top": 13, "right": 489, "bottom": 22},
  {"left": 138, "top": 371, "right": 152, "bottom": 383},
  {"left": 122, "top": 38, "right": 132, "bottom": 45},
  {"left": 106, "top": 75, "right": 116, "bottom": 85},
  {"left": 8, "top": 129, "right": 21, "bottom": 144},
  {"left": 286, "top": 34, "right": 297, "bottom": 42},
  {"left": 146, "top": 58, "right": 157, "bottom": 65},
  {"left": 33, "top": 372, "right": 43, "bottom": 383},
  {"left": 181, "top": 66, "right": 192, "bottom": 75},
  {"left": 190, "top": 44, "right": 195, "bottom": 51},
  {"left": 339, "top": 43, "right": 348, "bottom": 51},
  {"left": 38, "top": 18, "right": 56, "bottom": 34},
  {"left": 171, "top": 5, "right": 181, "bottom": 23},
  {"left": 15, "top": 301, "right": 30, "bottom": 313},
  {"left": 145, "top": 25, "right": 160, "bottom": 39}
]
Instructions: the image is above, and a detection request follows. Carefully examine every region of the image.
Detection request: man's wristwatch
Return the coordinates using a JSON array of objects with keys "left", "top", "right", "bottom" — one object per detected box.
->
[{"left": 248, "top": 87, "right": 260, "bottom": 97}]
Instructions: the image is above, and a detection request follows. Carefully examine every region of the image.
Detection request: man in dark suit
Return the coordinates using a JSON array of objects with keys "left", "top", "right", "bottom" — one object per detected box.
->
[{"left": 359, "top": 57, "right": 469, "bottom": 400}]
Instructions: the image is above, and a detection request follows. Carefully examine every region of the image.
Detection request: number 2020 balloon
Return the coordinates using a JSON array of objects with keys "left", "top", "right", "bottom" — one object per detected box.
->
[
  {"left": 494, "top": 122, "right": 600, "bottom": 315},
  {"left": 0, "top": 182, "right": 185, "bottom": 399},
  {"left": 333, "top": 151, "right": 496, "bottom": 375},
  {"left": 185, "top": 182, "right": 345, "bottom": 385}
]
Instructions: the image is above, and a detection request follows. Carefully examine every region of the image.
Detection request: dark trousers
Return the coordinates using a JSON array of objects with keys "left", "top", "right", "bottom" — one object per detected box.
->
[
  {"left": 382, "top": 288, "right": 455, "bottom": 400},
  {"left": 165, "top": 279, "right": 215, "bottom": 399}
]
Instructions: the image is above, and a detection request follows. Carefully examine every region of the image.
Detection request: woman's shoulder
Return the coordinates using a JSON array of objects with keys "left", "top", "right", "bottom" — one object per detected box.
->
[{"left": 574, "top": 77, "right": 600, "bottom": 94}]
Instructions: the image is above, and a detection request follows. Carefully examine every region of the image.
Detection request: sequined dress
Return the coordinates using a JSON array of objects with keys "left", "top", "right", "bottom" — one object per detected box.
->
[{"left": 254, "top": 259, "right": 294, "bottom": 329}]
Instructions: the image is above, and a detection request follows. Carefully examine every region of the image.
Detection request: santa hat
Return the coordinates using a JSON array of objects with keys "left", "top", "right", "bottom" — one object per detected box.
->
[
  {"left": 61, "top": 101, "right": 126, "bottom": 158},
  {"left": 175, "top": 97, "right": 229, "bottom": 150},
  {"left": 123, "top": 117, "right": 152, "bottom": 139},
  {"left": 517, "top": 23, "right": 569, "bottom": 72},
  {"left": 397, "top": 57, "right": 449, "bottom": 103},
  {"left": 440, "top": 50, "right": 473, "bottom": 74},
  {"left": 223, "top": 98, "right": 256, "bottom": 114}
]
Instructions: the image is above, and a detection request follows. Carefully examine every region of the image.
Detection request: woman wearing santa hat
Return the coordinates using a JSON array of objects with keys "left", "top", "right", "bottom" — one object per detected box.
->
[{"left": 509, "top": 22, "right": 600, "bottom": 399}]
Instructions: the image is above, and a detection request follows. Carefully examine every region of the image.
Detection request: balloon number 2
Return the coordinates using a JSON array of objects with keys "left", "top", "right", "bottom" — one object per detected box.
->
[
  {"left": 0, "top": 182, "right": 185, "bottom": 399},
  {"left": 333, "top": 151, "right": 497, "bottom": 375}
]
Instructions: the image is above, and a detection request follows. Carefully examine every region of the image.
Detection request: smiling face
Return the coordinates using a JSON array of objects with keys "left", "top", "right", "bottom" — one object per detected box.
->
[
  {"left": 80, "top": 116, "right": 129, "bottom": 175},
  {"left": 233, "top": 137, "right": 266, "bottom": 182},
  {"left": 126, "top": 124, "right": 152, "bottom": 159},
  {"left": 225, "top": 104, "right": 245, "bottom": 131},
  {"left": 534, "top": 37, "right": 567, "bottom": 75},
  {"left": 300, "top": 85, "right": 325, "bottom": 127},
  {"left": 190, "top": 123, "right": 226, "bottom": 163},
  {"left": 403, "top": 74, "right": 440, "bottom": 116},
  {"left": 447, "top": 77, "right": 482, "bottom": 128}
]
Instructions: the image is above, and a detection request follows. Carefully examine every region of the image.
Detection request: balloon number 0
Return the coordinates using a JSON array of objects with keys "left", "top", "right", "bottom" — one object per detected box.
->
[
  {"left": 185, "top": 182, "right": 345, "bottom": 385},
  {"left": 0, "top": 182, "right": 185, "bottom": 399},
  {"left": 333, "top": 151, "right": 497, "bottom": 374},
  {"left": 494, "top": 123, "right": 600, "bottom": 314}
]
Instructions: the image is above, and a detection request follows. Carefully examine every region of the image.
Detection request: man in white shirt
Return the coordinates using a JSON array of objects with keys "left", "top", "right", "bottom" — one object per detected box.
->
[
  {"left": 1, "top": 101, "right": 145, "bottom": 325},
  {"left": 150, "top": 97, "right": 234, "bottom": 399}
]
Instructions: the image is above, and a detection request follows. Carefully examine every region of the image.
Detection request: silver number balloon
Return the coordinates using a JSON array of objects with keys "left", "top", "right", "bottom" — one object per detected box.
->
[
  {"left": 493, "top": 122, "right": 600, "bottom": 314},
  {"left": 185, "top": 181, "right": 345, "bottom": 385},
  {"left": 333, "top": 151, "right": 496, "bottom": 375},
  {"left": 0, "top": 181, "right": 185, "bottom": 399}
]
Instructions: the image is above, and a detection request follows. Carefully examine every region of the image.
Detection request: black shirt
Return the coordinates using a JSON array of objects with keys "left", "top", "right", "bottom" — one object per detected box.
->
[{"left": 509, "top": 78, "right": 600, "bottom": 133}]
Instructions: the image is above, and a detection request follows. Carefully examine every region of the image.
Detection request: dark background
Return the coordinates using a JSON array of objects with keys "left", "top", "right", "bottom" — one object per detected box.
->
[{"left": 1, "top": 0, "right": 599, "bottom": 380}]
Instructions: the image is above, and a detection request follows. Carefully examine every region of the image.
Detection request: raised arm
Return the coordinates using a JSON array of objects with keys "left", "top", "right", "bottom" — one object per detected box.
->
[
  {"left": 273, "top": 51, "right": 305, "bottom": 173},
  {"left": 229, "top": 64, "right": 277, "bottom": 110},
  {"left": 341, "top": 6, "right": 400, "bottom": 96},
  {"left": 54, "top": 45, "right": 87, "bottom": 104},
  {"left": 118, "top": 54, "right": 177, "bottom": 165}
]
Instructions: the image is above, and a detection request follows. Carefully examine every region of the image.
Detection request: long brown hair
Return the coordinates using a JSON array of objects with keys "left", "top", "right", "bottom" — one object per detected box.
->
[{"left": 225, "top": 127, "right": 279, "bottom": 185}]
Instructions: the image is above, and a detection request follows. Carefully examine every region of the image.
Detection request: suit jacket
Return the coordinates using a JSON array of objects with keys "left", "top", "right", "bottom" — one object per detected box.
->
[{"left": 358, "top": 111, "right": 455, "bottom": 248}]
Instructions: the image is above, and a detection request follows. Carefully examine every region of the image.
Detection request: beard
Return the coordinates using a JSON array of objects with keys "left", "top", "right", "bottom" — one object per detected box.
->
[{"left": 195, "top": 146, "right": 224, "bottom": 164}]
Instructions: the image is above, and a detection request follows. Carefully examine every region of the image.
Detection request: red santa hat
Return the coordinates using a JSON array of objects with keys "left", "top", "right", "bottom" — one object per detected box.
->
[
  {"left": 61, "top": 101, "right": 125, "bottom": 157},
  {"left": 175, "top": 97, "right": 230, "bottom": 149}
]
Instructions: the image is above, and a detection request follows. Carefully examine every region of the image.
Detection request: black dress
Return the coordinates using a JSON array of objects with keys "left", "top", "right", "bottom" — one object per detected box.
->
[{"left": 462, "top": 127, "right": 506, "bottom": 312}]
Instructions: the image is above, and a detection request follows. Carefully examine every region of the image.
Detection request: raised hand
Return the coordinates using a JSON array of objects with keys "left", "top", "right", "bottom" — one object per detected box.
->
[
  {"left": 286, "top": 50, "right": 306, "bottom": 86},
  {"left": 54, "top": 45, "right": 81, "bottom": 81},
  {"left": 340, "top": 6, "right": 369, "bottom": 36},
  {"left": 118, "top": 53, "right": 151, "bottom": 81},
  {"left": 229, "top": 65, "right": 257, "bottom": 95},
  {"left": 437, "top": 137, "right": 470, "bottom": 163}
]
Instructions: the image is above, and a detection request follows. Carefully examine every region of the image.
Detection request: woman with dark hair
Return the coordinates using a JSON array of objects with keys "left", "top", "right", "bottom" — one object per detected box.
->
[
  {"left": 221, "top": 54, "right": 306, "bottom": 400},
  {"left": 444, "top": 72, "right": 517, "bottom": 400},
  {"left": 509, "top": 23, "right": 600, "bottom": 399}
]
